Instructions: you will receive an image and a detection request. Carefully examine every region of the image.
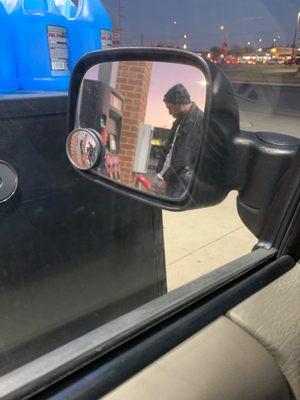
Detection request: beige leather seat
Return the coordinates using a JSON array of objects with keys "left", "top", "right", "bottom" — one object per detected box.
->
[
  {"left": 102, "top": 316, "right": 291, "bottom": 399},
  {"left": 228, "top": 263, "right": 300, "bottom": 399}
]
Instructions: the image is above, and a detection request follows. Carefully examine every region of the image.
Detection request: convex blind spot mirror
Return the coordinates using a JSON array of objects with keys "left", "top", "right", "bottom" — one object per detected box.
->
[
  {"left": 66, "top": 128, "right": 103, "bottom": 171},
  {"left": 67, "top": 61, "right": 207, "bottom": 200}
]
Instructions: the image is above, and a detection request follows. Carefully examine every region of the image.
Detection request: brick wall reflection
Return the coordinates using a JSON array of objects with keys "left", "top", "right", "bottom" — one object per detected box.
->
[{"left": 116, "top": 61, "right": 152, "bottom": 185}]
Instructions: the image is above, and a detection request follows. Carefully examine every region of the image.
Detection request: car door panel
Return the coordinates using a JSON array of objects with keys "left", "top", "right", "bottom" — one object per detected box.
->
[{"left": 0, "top": 94, "right": 166, "bottom": 375}]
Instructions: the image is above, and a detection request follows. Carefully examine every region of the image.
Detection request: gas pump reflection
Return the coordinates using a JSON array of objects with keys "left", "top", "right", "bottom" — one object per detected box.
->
[{"left": 76, "top": 61, "right": 206, "bottom": 200}]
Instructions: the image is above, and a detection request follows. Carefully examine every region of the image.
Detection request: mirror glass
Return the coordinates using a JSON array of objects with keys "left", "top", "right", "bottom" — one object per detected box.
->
[
  {"left": 66, "top": 128, "right": 101, "bottom": 170},
  {"left": 75, "top": 61, "right": 207, "bottom": 200}
]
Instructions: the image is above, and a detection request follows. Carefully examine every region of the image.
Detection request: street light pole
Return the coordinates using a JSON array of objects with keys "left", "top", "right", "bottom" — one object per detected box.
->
[
  {"left": 291, "top": 12, "right": 300, "bottom": 62},
  {"left": 219, "top": 25, "right": 229, "bottom": 58},
  {"left": 183, "top": 33, "right": 188, "bottom": 50},
  {"left": 277, "top": 35, "right": 281, "bottom": 46},
  {"left": 220, "top": 25, "right": 228, "bottom": 42},
  {"left": 166, "top": 19, "right": 177, "bottom": 47}
]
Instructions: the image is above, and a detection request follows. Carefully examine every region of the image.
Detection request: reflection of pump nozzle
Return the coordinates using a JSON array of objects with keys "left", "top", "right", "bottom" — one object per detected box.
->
[{"left": 135, "top": 174, "right": 151, "bottom": 191}]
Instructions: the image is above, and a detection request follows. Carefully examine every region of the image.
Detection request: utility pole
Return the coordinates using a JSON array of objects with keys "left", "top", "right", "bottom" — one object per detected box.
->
[
  {"left": 118, "top": 0, "right": 125, "bottom": 46},
  {"left": 141, "top": 32, "right": 144, "bottom": 46},
  {"left": 291, "top": 12, "right": 300, "bottom": 62}
]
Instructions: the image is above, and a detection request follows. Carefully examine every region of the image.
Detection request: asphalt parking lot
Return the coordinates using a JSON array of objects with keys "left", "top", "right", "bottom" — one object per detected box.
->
[
  {"left": 163, "top": 192, "right": 257, "bottom": 291},
  {"left": 222, "top": 64, "right": 300, "bottom": 86},
  {"left": 164, "top": 73, "right": 299, "bottom": 291}
]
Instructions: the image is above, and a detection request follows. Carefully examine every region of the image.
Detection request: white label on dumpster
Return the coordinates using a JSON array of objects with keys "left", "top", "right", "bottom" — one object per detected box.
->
[
  {"left": 47, "top": 25, "right": 70, "bottom": 74},
  {"left": 101, "top": 30, "right": 112, "bottom": 49}
]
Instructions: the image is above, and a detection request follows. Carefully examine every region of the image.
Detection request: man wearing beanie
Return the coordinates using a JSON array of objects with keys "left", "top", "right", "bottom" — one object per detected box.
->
[{"left": 153, "top": 83, "right": 203, "bottom": 197}]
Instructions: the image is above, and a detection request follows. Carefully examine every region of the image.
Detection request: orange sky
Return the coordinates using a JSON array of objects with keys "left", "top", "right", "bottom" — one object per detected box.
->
[{"left": 144, "top": 62, "right": 207, "bottom": 129}]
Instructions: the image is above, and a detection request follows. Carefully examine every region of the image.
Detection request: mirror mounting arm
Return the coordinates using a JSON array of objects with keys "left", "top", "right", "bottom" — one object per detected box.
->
[{"left": 232, "top": 130, "right": 300, "bottom": 237}]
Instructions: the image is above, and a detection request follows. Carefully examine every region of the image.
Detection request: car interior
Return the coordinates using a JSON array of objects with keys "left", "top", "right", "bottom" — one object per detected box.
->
[
  {"left": 102, "top": 261, "right": 299, "bottom": 400},
  {"left": 0, "top": 5, "right": 299, "bottom": 397}
]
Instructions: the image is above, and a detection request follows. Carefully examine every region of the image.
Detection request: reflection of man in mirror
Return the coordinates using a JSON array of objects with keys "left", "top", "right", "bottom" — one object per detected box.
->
[
  {"left": 153, "top": 84, "right": 203, "bottom": 197},
  {"left": 87, "top": 141, "right": 94, "bottom": 160}
]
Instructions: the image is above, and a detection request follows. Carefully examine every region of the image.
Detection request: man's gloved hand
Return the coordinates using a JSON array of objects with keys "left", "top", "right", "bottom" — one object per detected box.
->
[{"left": 152, "top": 174, "right": 167, "bottom": 195}]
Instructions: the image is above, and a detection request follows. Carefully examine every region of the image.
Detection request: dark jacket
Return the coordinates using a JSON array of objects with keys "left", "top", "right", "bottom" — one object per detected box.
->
[{"left": 156, "top": 103, "right": 203, "bottom": 196}]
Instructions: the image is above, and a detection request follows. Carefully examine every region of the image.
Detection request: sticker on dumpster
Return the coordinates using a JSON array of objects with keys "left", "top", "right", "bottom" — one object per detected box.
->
[
  {"left": 47, "top": 25, "right": 70, "bottom": 74},
  {"left": 101, "top": 30, "right": 112, "bottom": 49}
]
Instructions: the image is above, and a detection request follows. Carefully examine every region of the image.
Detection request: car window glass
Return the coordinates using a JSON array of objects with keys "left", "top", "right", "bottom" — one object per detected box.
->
[{"left": 0, "top": 0, "right": 298, "bottom": 379}]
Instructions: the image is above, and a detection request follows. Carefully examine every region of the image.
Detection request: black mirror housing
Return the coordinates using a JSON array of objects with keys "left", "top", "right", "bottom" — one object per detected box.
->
[{"left": 68, "top": 47, "right": 240, "bottom": 211}]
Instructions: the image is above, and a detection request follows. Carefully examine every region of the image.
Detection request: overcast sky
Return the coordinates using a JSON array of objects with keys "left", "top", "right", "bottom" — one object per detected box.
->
[{"left": 101, "top": 0, "right": 300, "bottom": 50}]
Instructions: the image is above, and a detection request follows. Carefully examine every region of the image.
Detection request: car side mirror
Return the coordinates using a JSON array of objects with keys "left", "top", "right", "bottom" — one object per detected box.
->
[
  {"left": 67, "top": 47, "right": 240, "bottom": 210},
  {"left": 67, "top": 47, "right": 299, "bottom": 238}
]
